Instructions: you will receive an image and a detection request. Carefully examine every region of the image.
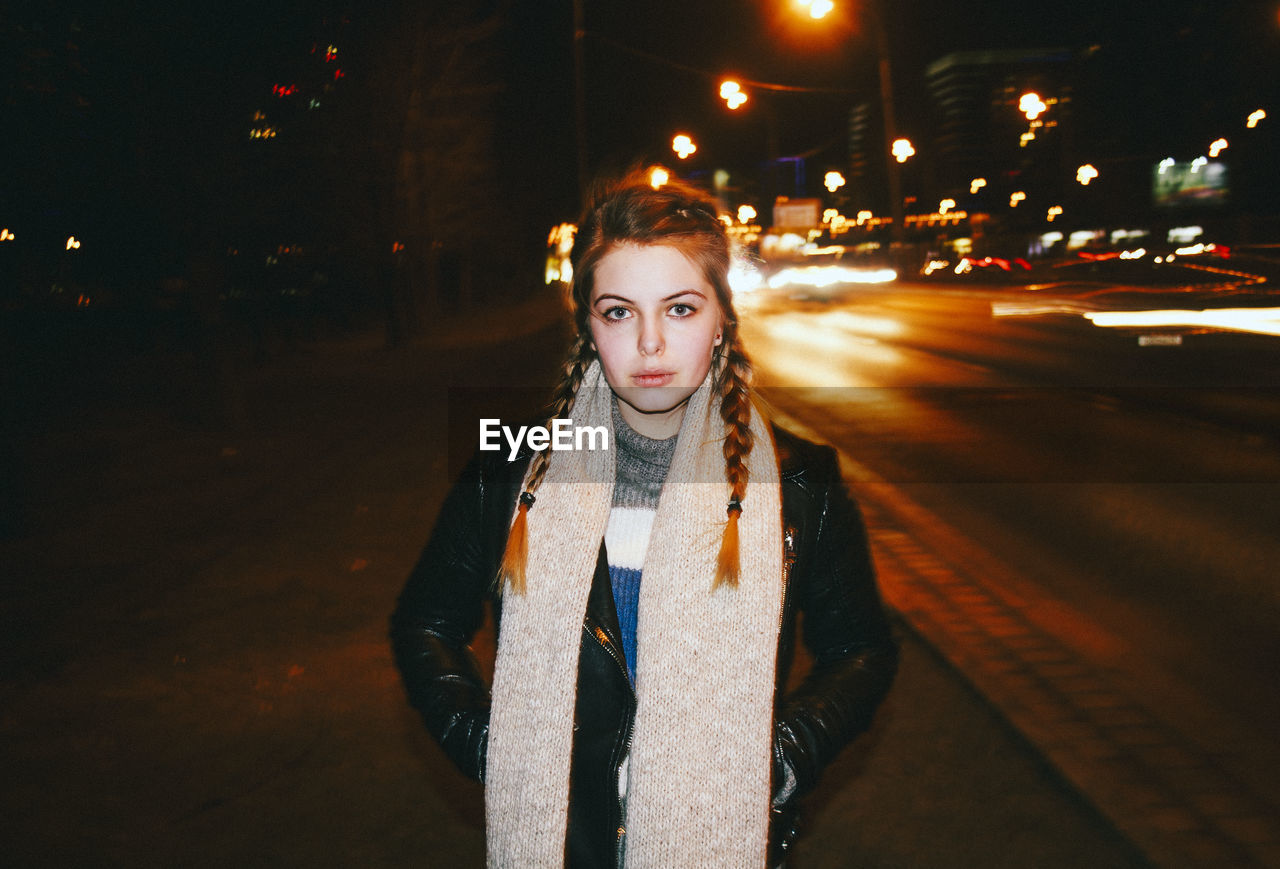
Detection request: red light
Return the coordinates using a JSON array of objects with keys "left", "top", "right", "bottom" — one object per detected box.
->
[
  {"left": 333, "top": 68, "right": 344, "bottom": 80},
  {"left": 272, "top": 83, "right": 298, "bottom": 97}
]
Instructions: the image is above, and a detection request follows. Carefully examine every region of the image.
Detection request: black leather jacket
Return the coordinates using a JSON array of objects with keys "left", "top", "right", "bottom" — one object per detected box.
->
[{"left": 391, "top": 424, "right": 898, "bottom": 867}]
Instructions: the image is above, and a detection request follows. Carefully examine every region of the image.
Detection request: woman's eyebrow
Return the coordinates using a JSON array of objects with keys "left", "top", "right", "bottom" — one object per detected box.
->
[{"left": 593, "top": 289, "right": 707, "bottom": 306}]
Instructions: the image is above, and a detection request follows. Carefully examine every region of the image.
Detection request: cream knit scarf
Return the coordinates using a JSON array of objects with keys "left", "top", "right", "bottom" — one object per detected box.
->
[{"left": 486, "top": 360, "right": 784, "bottom": 867}]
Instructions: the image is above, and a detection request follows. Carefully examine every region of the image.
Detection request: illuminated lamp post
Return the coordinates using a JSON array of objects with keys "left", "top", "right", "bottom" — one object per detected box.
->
[{"left": 799, "top": 0, "right": 907, "bottom": 262}]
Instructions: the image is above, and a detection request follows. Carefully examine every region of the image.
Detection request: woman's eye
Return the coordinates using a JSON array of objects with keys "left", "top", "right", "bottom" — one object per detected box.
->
[
  {"left": 603, "top": 306, "right": 630, "bottom": 321},
  {"left": 669, "top": 303, "right": 694, "bottom": 317}
]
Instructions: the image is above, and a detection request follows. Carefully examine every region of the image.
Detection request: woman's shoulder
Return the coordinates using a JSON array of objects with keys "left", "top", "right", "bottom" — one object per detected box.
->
[{"left": 769, "top": 423, "right": 841, "bottom": 484}]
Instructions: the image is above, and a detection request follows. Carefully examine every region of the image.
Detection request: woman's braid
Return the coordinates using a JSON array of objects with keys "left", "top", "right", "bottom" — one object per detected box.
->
[
  {"left": 713, "top": 329, "right": 755, "bottom": 589},
  {"left": 496, "top": 335, "right": 595, "bottom": 595}
]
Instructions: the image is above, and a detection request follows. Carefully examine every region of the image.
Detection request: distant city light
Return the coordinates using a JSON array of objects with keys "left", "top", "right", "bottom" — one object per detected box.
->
[
  {"left": 1084, "top": 307, "right": 1280, "bottom": 338},
  {"left": 856, "top": 210, "right": 873, "bottom": 225},
  {"left": 1019, "top": 131, "right": 1036, "bottom": 147},
  {"left": 719, "top": 80, "right": 747, "bottom": 110},
  {"left": 325, "top": 45, "right": 338, "bottom": 62},
  {"left": 272, "top": 83, "right": 298, "bottom": 97},
  {"left": 824, "top": 171, "right": 846, "bottom": 192},
  {"left": 1247, "top": 109, "right": 1266, "bottom": 129},
  {"left": 672, "top": 134, "right": 697, "bottom": 159},
  {"left": 1190, "top": 155, "right": 1208, "bottom": 173},
  {"left": 0, "top": 228, "right": 14, "bottom": 242},
  {"left": 969, "top": 177, "right": 987, "bottom": 194},
  {"left": 796, "top": 0, "right": 834, "bottom": 19},
  {"left": 1076, "top": 164, "right": 1099, "bottom": 185},
  {"left": 891, "top": 138, "right": 915, "bottom": 163},
  {"left": 1167, "top": 225, "right": 1203, "bottom": 244},
  {"left": 650, "top": 166, "right": 670, "bottom": 188},
  {"left": 66, "top": 236, "right": 81, "bottom": 250},
  {"left": 1208, "top": 138, "right": 1228, "bottom": 158},
  {"left": 737, "top": 204, "right": 757, "bottom": 223},
  {"left": 1009, "top": 191, "right": 1026, "bottom": 207},
  {"left": 1019, "top": 92, "right": 1047, "bottom": 120},
  {"left": 769, "top": 264, "right": 896, "bottom": 289},
  {"left": 1046, "top": 205, "right": 1063, "bottom": 222},
  {"left": 1158, "top": 157, "right": 1176, "bottom": 174},
  {"left": 938, "top": 198, "right": 956, "bottom": 214}
]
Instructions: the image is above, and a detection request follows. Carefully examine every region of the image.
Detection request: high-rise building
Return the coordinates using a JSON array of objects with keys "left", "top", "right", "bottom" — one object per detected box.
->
[{"left": 924, "top": 48, "right": 1079, "bottom": 207}]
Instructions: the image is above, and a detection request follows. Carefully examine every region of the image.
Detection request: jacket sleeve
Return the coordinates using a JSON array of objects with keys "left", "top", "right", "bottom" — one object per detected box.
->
[
  {"left": 774, "top": 445, "right": 899, "bottom": 798},
  {"left": 390, "top": 450, "right": 507, "bottom": 783}
]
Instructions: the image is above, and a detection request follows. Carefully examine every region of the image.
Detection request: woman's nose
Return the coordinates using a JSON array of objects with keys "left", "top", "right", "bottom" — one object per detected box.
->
[{"left": 638, "top": 319, "right": 664, "bottom": 357}]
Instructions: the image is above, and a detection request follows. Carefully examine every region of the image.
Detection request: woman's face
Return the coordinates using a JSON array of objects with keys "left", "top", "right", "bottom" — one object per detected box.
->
[{"left": 588, "top": 243, "right": 724, "bottom": 439}]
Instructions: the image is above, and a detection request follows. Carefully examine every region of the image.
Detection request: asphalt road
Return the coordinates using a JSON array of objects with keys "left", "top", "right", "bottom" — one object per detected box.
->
[{"left": 738, "top": 275, "right": 1280, "bottom": 851}]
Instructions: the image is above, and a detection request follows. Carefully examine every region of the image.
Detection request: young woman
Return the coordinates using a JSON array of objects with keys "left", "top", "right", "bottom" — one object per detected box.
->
[{"left": 391, "top": 170, "right": 898, "bottom": 867}]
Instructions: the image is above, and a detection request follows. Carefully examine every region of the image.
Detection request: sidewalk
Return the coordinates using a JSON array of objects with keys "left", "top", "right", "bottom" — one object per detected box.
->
[{"left": 2, "top": 313, "right": 1146, "bottom": 867}]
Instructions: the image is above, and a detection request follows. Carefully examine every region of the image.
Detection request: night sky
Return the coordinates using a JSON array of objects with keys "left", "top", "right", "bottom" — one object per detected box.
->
[{"left": 4, "top": 0, "right": 1278, "bottom": 272}]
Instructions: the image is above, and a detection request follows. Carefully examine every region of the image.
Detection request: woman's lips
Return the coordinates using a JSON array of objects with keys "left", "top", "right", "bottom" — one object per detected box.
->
[{"left": 632, "top": 371, "right": 675, "bottom": 387}]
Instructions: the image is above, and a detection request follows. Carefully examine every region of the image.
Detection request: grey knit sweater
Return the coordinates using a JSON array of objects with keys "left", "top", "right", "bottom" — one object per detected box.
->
[{"left": 605, "top": 398, "right": 676, "bottom": 684}]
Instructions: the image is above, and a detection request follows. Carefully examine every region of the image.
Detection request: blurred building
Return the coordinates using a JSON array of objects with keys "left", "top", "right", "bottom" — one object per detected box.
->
[{"left": 924, "top": 48, "right": 1079, "bottom": 216}]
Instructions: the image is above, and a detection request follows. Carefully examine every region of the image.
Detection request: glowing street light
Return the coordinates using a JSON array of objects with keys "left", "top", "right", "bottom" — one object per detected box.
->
[
  {"left": 1046, "top": 205, "right": 1063, "bottom": 222},
  {"left": 1019, "top": 92, "right": 1047, "bottom": 120},
  {"left": 1208, "top": 138, "right": 1228, "bottom": 158},
  {"left": 737, "top": 204, "right": 757, "bottom": 224},
  {"left": 66, "top": 236, "right": 81, "bottom": 250},
  {"left": 1076, "top": 164, "right": 1099, "bottom": 185},
  {"left": 719, "top": 80, "right": 748, "bottom": 110},
  {"left": 969, "top": 178, "right": 987, "bottom": 195},
  {"left": 1009, "top": 191, "right": 1027, "bottom": 207},
  {"left": 1158, "top": 157, "right": 1176, "bottom": 174},
  {"left": 891, "top": 138, "right": 915, "bottom": 163},
  {"left": 796, "top": 0, "right": 834, "bottom": 19},
  {"left": 0, "top": 228, "right": 14, "bottom": 242},
  {"left": 1190, "top": 155, "right": 1208, "bottom": 173},
  {"left": 649, "top": 166, "right": 670, "bottom": 189},
  {"left": 938, "top": 198, "right": 956, "bottom": 215},
  {"left": 824, "top": 170, "right": 846, "bottom": 192},
  {"left": 856, "top": 210, "right": 873, "bottom": 225},
  {"left": 1247, "top": 109, "right": 1266, "bottom": 129},
  {"left": 672, "top": 134, "right": 697, "bottom": 160}
]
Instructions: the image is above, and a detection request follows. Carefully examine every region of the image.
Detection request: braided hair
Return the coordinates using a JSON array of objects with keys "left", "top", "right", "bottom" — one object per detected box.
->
[{"left": 498, "top": 169, "right": 757, "bottom": 593}]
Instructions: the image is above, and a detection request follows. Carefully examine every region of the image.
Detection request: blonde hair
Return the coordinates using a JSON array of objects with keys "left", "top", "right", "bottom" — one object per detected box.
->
[{"left": 499, "top": 169, "right": 755, "bottom": 593}]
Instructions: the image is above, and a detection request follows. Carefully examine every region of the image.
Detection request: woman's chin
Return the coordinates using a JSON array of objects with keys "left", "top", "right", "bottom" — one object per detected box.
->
[{"left": 615, "top": 386, "right": 693, "bottom": 417}]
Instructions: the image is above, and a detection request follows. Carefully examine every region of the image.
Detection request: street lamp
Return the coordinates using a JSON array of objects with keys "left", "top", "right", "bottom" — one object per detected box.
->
[
  {"left": 649, "top": 167, "right": 670, "bottom": 189},
  {"left": 1247, "top": 109, "right": 1266, "bottom": 129},
  {"left": 970, "top": 177, "right": 987, "bottom": 194},
  {"left": 1076, "top": 164, "right": 1099, "bottom": 185},
  {"left": 824, "top": 170, "right": 846, "bottom": 192},
  {"left": 796, "top": 0, "right": 835, "bottom": 19},
  {"left": 672, "top": 134, "right": 697, "bottom": 159},
  {"left": 1208, "top": 138, "right": 1228, "bottom": 158},
  {"left": 891, "top": 138, "right": 915, "bottom": 163},
  {"left": 719, "top": 80, "right": 748, "bottom": 110},
  {"left": 1019, "top": 92, "right": 1047, "bottom": 120}
]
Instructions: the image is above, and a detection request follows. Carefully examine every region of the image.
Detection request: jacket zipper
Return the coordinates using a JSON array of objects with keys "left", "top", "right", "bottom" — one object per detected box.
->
[
  {"left": 779, "top": 526, "right": 795, "bottom": 634},
  {"left": 587, "top": 622, "right": 635, "bottom": 867}
]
